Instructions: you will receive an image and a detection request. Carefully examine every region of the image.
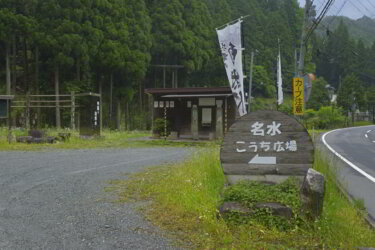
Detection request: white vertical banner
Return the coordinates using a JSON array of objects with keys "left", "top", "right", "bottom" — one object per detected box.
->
[
  {"left": 217, "top": 20, "right": 247, "bottom": 116},
  {"left": 277, "top": 49, "right": 283, "bottom": 105}
]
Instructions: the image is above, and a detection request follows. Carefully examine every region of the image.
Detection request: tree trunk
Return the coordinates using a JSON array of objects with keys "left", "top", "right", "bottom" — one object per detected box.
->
[
  {"left": 23, "top": 37, "right": 29, "bottom": 93},
  {"left": 126, "top": 101, "right": 130, "bottom": 130},
  {"left": 116, "top": 98, "right": 121, "bottom": 130},
  {"left": 55, "top": 66, "right": 61, "bottom": 128},
  {"left": 109, "top": 73, "right": 113, "bottom": 127},
  {"left": 139, "top": 81, "right": 143, "bottom": 113},
  {"left": 6, "top": 42, "right": 11, "bottom": 95},
  {"left": 12, "top": 37, "right": 17, "bottom": 126},
  {"left": 35, "top": 46, "right": 41, "bottom": 128},
  {"left": 76, "top": 58, "right": 81, "bottom": 82}
]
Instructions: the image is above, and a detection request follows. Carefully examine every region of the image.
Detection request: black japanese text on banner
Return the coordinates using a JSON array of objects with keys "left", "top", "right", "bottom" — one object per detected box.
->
[{"left": 216, "top": 21, "right": 247, "bottom": 117}]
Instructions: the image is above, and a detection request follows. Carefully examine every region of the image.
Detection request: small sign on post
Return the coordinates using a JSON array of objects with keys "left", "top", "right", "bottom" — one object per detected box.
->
[
  {"left": 77, "top": 93, "right": 101, "bottom": 137},
  {"left": 221, "top": 111, "right": 314, "bottom": 184},
  {"left": 293, "top": 77, "right": 304, "bottom": 115}
]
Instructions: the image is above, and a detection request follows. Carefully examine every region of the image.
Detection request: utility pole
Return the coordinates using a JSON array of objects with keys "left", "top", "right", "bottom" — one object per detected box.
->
[
  {"left": 298, "top": 1, "right": 311, "bottom": 77},
  {"left": 248, "top": 51, "right": 254, "bottom": 113}
]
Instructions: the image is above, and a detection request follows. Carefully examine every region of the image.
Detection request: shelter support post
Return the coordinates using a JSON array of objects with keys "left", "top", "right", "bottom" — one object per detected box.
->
[
  {"left": 191, "top": 105, "right": 198, "bottom": 140},
  {"left": 216, "top": 103, "right": 223, "bottom": 139}
]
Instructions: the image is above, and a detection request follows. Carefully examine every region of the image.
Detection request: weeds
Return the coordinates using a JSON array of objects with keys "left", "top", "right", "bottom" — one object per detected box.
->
[
  {"left": 108, "top": 147, "right": 375, "bottom": 249},
  {"left": 0, "top": 127, "right": 215, "bottom": 150}
]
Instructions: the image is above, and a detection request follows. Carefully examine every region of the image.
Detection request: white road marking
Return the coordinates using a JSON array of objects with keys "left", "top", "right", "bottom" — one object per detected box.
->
[
  {"left": 365, "top": 134, "right": 368, "bottom": 138},
  {"left": 367, "top": 130, "right": 372, "bottom": 133},
  {"left": 322, "top": 128, "right": 375, "bottom": 184}
]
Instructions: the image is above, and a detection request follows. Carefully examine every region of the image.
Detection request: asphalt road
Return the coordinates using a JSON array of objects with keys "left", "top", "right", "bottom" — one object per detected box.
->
[
  {"left": 322, "top": 125, "right": 375, "bottom": 223},
  {"left": 0, "top": 147, "right": 193, "bottom": 250}
]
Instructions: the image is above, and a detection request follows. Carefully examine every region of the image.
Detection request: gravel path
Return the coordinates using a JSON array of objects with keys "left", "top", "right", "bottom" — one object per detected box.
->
[{"left": 0, "top": 147, "right": 193, "bottom": 250}]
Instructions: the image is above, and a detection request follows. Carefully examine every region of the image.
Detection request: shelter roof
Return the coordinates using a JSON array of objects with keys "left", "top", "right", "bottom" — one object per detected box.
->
[{"left": 145, "top": 87, "right": 232, "bottom": 96}]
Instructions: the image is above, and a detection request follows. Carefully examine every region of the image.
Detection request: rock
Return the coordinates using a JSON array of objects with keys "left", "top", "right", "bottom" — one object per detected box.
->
[
  {"left": 168, "top": 131, "right": 178, "bottom": 140},
  {"left": 254, "top": 202, "right": 294, "bottom": 219},
  {"left": 28, "top": 130, "right": 45, "bottom": 138},
  {"left": 300, "top": 168, "right": 325, "bottom": 219},
  {"left": 219, "top": 202, "right": 252, "bottom": 218},
  {"left": 46, "top": 136, "right": 57, "bottom": 144},
  {"left": 16, "top": 136, "right": 33, "bottom": 143}
]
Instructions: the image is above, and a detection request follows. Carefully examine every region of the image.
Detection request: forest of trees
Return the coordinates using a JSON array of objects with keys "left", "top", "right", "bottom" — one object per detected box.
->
[{"left": 0, "top": 0, "right": 374, "bottom": 130}]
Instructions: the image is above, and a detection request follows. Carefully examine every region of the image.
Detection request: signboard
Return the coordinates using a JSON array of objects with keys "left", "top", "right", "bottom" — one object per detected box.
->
[
  {"left": 0, "top": 100, "right": 7, "bottom": 118},
  {"left": 79, "top": 94, "right": 101, "bottom": 136},
  {"left": 220, "top": 111, "right": 314, "bottom": 184},
  {"left": 293, "top": 77, "right": 304, "bottom": 115}
]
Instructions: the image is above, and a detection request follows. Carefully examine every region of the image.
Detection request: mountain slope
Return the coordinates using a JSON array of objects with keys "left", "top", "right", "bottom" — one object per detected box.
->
[{"left": 316, "top": 16, "right": 375, "bottom": 47}]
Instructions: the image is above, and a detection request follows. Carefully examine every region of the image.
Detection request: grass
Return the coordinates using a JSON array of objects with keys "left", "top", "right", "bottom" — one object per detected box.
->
[
  {"left": 108, "top": 147, "right": 375, "bottom": 249},
  {"left": 0, "top": 127, "right": 217, "bottom": 150}
]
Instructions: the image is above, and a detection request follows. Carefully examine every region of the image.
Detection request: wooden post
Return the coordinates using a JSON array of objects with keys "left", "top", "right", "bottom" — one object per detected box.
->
[
  {"left": 149, "top": 94, "right": 154, "bottom": 132},
  {"left": 71, "top": 91, "right": 75, "bottom": 130},
  {"left": 164, "top": 104, "right": 167, "bottom": 140},
  {"left": 55, "top": 67, "right": 61, "bottom": 129},
  {"left": 191, "top": 105, "right": 199, "bottom": 140},
  {"left": 172, "top": 71, "right": 175, "bottom": 88},
  {"left": 248, "top": 51, "right": 254, "bottom": 113},
  {"left": 6, "top": 43, "right": 11, "bottom": 96},
  {"left": 216, "top": 103, "right": 223, "bottom": 139},
  {"left": 99, "top": 79, "right": 103, "bottom": 132},
  {"left": 8, "top": 99, "right": 12, "bottom": 143},
  {"left": 26, "top": 93, "right": 30, "bottom": 130}
]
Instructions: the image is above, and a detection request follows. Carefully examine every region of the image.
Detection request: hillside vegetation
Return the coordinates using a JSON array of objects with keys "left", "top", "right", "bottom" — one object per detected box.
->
[{"left": 317, "top": 16, "right": 375, "bottom": 47}]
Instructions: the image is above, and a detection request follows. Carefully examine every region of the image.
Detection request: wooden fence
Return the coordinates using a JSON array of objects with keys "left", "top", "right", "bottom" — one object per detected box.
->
[{"left": 11, "top": 92, "right": 78, "bottom": 129}]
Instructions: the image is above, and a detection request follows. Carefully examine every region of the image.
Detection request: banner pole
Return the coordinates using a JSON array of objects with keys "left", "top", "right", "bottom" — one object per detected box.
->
[{"left": 215, "top": 15, "right": 250, "bottom": 30}]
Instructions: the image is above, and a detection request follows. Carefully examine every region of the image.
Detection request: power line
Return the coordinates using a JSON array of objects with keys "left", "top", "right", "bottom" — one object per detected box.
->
[
  {"left": 304, "top": 0, "right": 336, "bottom": 43},
  {"left": 355, "top": 0, "right": 373, "bottom": 16},
  {"left": 327, "top": 0, "right": 348, "bottom": 27},
  {"left": 317, "top": 23, "right": 375, "bottom": 81},
  {"left": 365, "top": 0, "right": 375, "bottom": 9},
  {"left": 347, "top": 0, "right": 369, "bottom": 17}
]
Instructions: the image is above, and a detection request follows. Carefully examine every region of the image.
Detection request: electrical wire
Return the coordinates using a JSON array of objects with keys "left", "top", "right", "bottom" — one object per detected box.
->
[
  {"left": 304, "top": 0, "right": 336, "bottom": 43},
  {"left": 365, "top": 0, "right": 375, "bottom": 9}
]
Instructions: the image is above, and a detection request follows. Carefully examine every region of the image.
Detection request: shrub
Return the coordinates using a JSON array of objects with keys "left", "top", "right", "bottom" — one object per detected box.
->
[
  {"left": 153, "top": 118, "right": 170, "bottom": 137},
  {"left": 302, "top": 106, "right": 345, "bottom": 129}
]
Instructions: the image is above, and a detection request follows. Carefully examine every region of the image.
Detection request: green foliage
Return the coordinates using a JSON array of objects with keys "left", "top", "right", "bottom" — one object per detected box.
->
[
  {"left": 307, "top": 77, "right": 331, "bottom": 110},
  {"left": 223, "top": 179, "right": 302, "bottom": 231},
  {"left": 253, "top": 65, "right": 276, "bottom": 98},
  {"left": 153, "top": 118, "right": 170, "bottom": 137},
  {"left": 317, "top": 16, "right": 375, "bottom": 48},
  {"left": 302, "top": 106, "right": 345, "bottom": 129},
  {"left": 337, "top": 73, "right": 366, "bottom": 112}
]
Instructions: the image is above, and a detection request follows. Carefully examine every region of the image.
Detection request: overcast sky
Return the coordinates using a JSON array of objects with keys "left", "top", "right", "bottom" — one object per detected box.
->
[{"left": 298, "top": 0, "right": 375, "bottom": 20}]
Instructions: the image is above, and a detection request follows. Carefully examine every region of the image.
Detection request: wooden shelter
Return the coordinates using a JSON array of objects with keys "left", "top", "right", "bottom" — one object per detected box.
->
[{"left": 145, "top": 87, "right": 237, "bottom": 140}]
